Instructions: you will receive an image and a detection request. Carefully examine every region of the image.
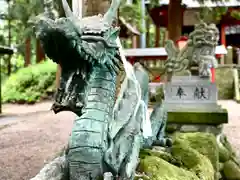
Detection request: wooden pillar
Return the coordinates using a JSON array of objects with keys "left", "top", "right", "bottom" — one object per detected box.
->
[
  {"left": 24, "top": 38, "right": 31, "bottom": 66},
  {"left": 36, "top": 39, "right": 45, "bottom": 63},
  {"left": 167, "top": 0, "right": 183, "bottom": 43},
  {"left": 146, "top": 17, "right": 150, "bottom": 47},
  {"left": 220, "top": 24, "right": 227, "bottom": 65},
  {"left": 132, "top": 35, "right": 138, "bottom": 48},
  {"left": 136, "top": 35, "right": 141, "bottom": 48},
  {"left": 220, "top": 24, "right": 226, "bottom": 47},
  {"left": 155, "top": 26, "right": 160, "bottom": 47}
]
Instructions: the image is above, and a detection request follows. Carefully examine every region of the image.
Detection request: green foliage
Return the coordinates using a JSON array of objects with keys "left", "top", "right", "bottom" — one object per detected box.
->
[
  {"left": 1, "top": 0, "right": 44, "bottom": 47},
  {"left": 231, "top": 10, "right": 240, "bottom": 20},
  {"left": 1, "top": 54, "right": 25, "bottom": 84},
  {"left": 2, "top": 60, "right": 57, "bottom": 104},
  {"left": 119, "top": 2, "right": 142, "bottom": 32},
  {"left": 200, "top": 7, "right": 228, "bottom": 22}
]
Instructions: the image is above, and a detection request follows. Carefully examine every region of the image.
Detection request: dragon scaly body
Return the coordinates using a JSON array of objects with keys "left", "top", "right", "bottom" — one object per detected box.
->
[{"left": 34, "top": 0, "right": 171, "bottom": 179}]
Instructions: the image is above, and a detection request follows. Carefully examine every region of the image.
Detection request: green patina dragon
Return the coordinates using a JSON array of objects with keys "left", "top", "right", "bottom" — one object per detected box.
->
[{"left": 32, "top": 0, "right": 171, "bottom": 179}]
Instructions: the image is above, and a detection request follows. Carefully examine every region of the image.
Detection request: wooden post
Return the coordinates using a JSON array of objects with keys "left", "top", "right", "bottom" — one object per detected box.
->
[
  {"left": 132, "top": 35, "right": 138, "bottom": 48},
  {"left": 167, "top": 0, "right": 183, "bottom": 43},
  {"left": 220, "top": 24, "right": 226, "bottom": 47},
  {"left": 24, "top": 38, "right": 31, "bottom": 67},
  {"left": 36, "top": 39, "right": 45, "bottom": 63},
  {"left": 146, "top": 17, "right": 150, "bottom": 47}
]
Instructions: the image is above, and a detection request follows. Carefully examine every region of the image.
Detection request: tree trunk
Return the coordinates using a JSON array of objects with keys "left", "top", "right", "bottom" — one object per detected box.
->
[
  {"left": 167, "top": 0, "right": 183, "bottom": 43},
  {"left": 7, "top": 56, "right": 11, "bottom": 75},
  {"left": 84, "top": 0, "right": 110, "bottom": 16},
  {"left": 24, "top": 37, "right": 31, "bottom": 67},
  {"left": 146, "top": 17, "right": 150, "bottom": 47},
  {"left": 36, "top": 38, "right": 45, "bottom": 63}
]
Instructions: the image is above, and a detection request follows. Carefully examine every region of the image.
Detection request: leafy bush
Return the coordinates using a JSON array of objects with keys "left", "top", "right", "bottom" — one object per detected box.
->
[{"left": 2, "top": 60, "right": 57, "bottom": 104}]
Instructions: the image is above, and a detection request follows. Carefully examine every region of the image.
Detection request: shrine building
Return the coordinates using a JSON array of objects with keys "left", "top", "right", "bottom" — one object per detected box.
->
[{"left": 124, "top": 0, "right": 240, "bottom": 82}]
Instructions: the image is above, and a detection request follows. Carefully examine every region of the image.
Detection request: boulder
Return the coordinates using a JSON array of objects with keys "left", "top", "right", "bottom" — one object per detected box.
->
[
  {"left": 173, "top": 132, "right": 219, "bottom": 171},
  {"left": 137, "top": 150, "right": 199, "bottom": 180},
  {"left": 223, "top": 160, "right": 240, "bottom": 180},
  {"left": 137, "top": 132, "right": 218, "bottom": 180}
]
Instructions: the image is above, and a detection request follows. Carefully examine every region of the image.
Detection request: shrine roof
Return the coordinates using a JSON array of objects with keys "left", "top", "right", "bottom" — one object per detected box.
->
[
  {"left": 0, "top": 45, "right": 14, "bottom": 55},
  {"left": 158, "top": 0, "right": 240, "bottom": 8},
  {"left": 124, "top": 45, "right": 227, "bottom": 57}
]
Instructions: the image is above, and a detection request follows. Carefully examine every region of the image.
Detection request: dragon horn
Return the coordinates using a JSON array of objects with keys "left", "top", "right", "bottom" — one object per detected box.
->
[
  {"left": 62, "top": 0, "right": 83, "bottom": 33},
  {"left": 62, "top": 0, "right": 75, "bottom": 18},
  {"left": 62, "top": 0, "right": 83, "bottom": 20},
  {"left": 103, "top": 0, "right": 121, "bottom": 24}
]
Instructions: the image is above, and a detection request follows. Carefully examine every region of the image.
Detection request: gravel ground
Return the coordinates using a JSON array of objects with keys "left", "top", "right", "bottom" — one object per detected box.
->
[
  {"left": 220, "top": 100, "right": 240, "bottom": 157},
  {"left": 0, "top": 108, "right": 75, "bottom": 180},
  {"left": 0, "top": 100, "right": 239, "bottom": 180}
]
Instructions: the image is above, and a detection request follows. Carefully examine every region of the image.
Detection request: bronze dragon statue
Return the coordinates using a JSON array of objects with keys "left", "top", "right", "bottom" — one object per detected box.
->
[{"left": 32, "top": 0, "right": 171, "bottom": 179}]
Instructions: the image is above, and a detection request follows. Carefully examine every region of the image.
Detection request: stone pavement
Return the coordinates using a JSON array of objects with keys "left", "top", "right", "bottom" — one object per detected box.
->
[{"left": 0, "top": 101, "right": 53, "bottom": 126}]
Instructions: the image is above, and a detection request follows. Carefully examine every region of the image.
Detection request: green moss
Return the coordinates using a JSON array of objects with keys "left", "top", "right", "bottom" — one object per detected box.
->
[
  {"left": 174, "top": 133, "right": 218, "bottom": 171},
  {"left": 139, "top": 149, "right": 176, "bottom": 165},
  {"left": 167, "top": 110, "right": 228, "bottom": 125},
  {"left": 2, "top": 60, "right": 57, "bottom": 104},
  {"left": 218, "top": 135, "right": 236, "bottom": 162},
  {"left": 137, "top": 155, "right": 199, "bottom": 180},
  {"left": 138, "top": 132, "right": 217, "bottom": 180},
  {"left": 171, "top": 139, "right": 214, "bottom": 180},
  {"left": 223, "top": 160, "right": 240, "bottom": 180}
]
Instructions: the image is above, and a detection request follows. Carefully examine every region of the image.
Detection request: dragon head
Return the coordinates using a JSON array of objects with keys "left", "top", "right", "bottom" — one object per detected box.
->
[{"left": 34, "top": 0, "right": 122, "bottom": 114}]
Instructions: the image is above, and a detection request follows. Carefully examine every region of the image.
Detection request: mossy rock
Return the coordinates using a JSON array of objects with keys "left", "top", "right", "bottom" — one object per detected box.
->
[
  {"left": 171, "top": 139, "right": 215, "bottom": 180},
  {"left": 173, "top": 132, "right": 219, "bottom": 171},
  {"left": 223, "top": 160, "right": 240, "bottom": 180},
  {"left": 137, "top": 132, "right": 217, "bottom": 180},
  {"left": 139, "top": 149, "right": 176, "bottom": 165},
  {"left": 137, "top": 151, "right": 199, "bottom": 180}
]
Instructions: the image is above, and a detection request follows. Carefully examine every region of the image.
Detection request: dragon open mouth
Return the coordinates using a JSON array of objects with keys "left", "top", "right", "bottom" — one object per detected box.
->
[{"left": 35, "top": 0, "right": 123, "bottom": 115}]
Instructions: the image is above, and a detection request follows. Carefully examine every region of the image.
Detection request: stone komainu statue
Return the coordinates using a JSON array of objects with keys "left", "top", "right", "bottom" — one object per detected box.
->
[{"left": 164, "top": 21, "right": 219, "bottom": 81}]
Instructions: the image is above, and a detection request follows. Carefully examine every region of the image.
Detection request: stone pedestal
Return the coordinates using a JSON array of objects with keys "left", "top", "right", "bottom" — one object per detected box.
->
[{"left": 163, "top": 76, "right": 228, "bottom": 133}]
